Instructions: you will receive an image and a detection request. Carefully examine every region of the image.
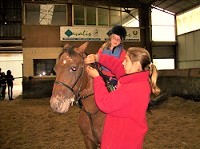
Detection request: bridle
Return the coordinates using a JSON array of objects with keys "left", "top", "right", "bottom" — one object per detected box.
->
[{"left": 54, "top": 53, "right": 93, "bottom": 106}]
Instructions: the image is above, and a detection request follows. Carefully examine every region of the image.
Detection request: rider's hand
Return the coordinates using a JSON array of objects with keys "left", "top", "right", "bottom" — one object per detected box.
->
[
  {"left": 86, "top": 66, "right": 100, "bottom": 78},
  {"left": 84, "top": 54, "right": 99, "bottom": 64}
]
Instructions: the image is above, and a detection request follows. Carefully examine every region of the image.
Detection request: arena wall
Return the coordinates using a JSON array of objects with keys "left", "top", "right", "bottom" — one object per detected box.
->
[
  {"left": 22, "top": 77, "right": 55, "bottom": 99},
  {"left": 158, "top": 68, "right": 200, "bottom": 101},
  {"left": 22, "top": 68, "right": 200, "bottom": 101}
]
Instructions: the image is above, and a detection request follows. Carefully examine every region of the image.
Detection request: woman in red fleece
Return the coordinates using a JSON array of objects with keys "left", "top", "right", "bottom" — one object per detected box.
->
[{"left": 84, "top": 47, "right": 160, "bottom": 149}]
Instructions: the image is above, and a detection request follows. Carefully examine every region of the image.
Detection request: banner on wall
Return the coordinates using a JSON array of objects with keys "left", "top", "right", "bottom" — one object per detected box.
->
[{"left": 60, "top": 26, "right": 140, "bottom": 42}]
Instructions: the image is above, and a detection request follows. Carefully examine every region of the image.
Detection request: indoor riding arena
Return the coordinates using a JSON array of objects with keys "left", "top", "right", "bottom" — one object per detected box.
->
[
  {"left": 0, "top": 0, "right": 200, "bottom": 149},
  {"left": 1, "top": 68, "right": 200, "bottom": 148},
  {"left": 0, "top": 94, "right": 199, "bottom": 148}
]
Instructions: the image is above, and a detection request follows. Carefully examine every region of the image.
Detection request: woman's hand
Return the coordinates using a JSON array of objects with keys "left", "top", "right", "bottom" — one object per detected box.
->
[
  {"left": 84, "top": 54, "right": 99, "bottom": 64},
  {"left": 86, "top": 66, "right": 100, "bottom": 78}
]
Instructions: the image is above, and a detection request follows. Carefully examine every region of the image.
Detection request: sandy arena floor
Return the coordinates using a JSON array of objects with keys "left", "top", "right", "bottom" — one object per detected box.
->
[{"left": 0, "top": 95, "right": 199, "bottom": 149}]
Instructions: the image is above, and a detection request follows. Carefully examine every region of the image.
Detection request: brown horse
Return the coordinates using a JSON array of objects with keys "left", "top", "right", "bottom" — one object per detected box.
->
[{"left": 50, "top": 41, "right": 105, "bottom": 149}]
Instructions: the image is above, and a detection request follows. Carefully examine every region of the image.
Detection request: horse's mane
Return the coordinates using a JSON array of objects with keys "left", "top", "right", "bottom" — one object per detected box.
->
[{"left": 59, "top": 44, "right": 82, "bottom": 60}]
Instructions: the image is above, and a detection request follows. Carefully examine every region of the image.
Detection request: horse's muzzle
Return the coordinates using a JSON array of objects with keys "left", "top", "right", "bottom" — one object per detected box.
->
[{"left": 50, "top": 95, "right": 74, "bottom": 113}]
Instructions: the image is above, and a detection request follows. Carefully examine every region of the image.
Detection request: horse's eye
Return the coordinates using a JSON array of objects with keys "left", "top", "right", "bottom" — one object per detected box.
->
[{"left": 71, "top": 66, "right": 77, "bottom": 71}]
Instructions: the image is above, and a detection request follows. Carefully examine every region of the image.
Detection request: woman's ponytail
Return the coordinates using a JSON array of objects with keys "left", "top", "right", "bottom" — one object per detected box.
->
[{"left": 149, "top": 63, "right": 160, "bottom": 96}]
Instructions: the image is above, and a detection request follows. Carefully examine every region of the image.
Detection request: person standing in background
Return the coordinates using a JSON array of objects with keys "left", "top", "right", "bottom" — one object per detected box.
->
[
  {"left": 1, "top": 72, "right": 7, "bottom": 100},
  {"left": 0, "top": 68, "right": 3, "bottom": 100},
  {"left": 6, "top": 70, "right": 14, "bottom": 100}
]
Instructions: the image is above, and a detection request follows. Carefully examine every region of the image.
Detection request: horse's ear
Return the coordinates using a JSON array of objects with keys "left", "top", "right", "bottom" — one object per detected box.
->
[
  {"left": 63, "top": 43, "right": 70, "bottom": 49},
  {"left": 77, "top": 41, "right": 89, "bottom": 53}
]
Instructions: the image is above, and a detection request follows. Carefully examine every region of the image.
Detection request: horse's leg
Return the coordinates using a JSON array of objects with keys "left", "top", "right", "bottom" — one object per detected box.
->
[{"left": 78, "top": 111, "right": 98, "bottom": 149}]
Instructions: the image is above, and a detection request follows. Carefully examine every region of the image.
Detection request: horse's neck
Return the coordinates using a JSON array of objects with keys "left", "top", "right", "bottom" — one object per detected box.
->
[
  {"left": 79, "top": 74, "right": 94, "bottom": 97},
  {"left": 79, "top": 75, "right": 100, "bottom": 113}
]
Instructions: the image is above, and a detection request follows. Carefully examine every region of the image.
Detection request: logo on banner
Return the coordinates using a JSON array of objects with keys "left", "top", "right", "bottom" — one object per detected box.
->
[{"left": 65, "top": 29, "right": 92, "bottom": 37}]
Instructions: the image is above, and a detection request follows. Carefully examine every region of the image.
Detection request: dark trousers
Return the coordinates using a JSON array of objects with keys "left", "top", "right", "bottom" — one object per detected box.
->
[
  {"left": 7, "top": 85, "right": 13, "bottom": 100},
  {"left": 1, "top": 85, "right": 6, "bottom": 99}
]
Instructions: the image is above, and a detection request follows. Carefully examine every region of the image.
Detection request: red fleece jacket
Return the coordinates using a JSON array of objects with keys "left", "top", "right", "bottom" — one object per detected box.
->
[
  {"left": 93, "top": 54, "right": 151, "bottom": 149},
  {"left": 97, "top": 47, "right": 126, "bottom": 77}
]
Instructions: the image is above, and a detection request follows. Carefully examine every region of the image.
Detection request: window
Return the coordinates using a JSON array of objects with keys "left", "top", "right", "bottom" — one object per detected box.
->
[
  {"left": 33, "top": 59, "right": 56, "bottom": 76},
  {"left": 151, "top": 8, "right": 175, "bottom": 41},
  {"left": 98, "top": 7, "right": 109, "bottom": 26},
  {"left": 122, "top": 8, "right": 139, "bottom": 27},
  {"left": 74, "top": 5, "right": 84, "bottom": 25},
  {"left": 25, "top": 4, "right": 67, "bottom": 25},
  {"left": 0, "top": 0, "right": 22, "bottom": 38},
  {"left": 153, "top": 58, "right": 175, "bottom": 70},
  {"left": 86, "top": 6, "right": 96, "bottom": 25},
  {"left": 176, "top": 6, "right": 200, "bottom": 35},
  {"left": 110, "top": 7, "right": 121, "bottom": 25},
  {"left": 73, "top": 5, "right": 138, "bottom": 27},
  {"left": 151, "top": 8, "right": 176, "bottom": 70}
]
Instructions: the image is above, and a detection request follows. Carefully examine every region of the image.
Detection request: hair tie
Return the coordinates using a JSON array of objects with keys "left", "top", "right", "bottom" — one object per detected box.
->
[
  {"left": 149, "top": 62, "right": 153, "bottom": 67},
  {"left": 149, "top": 62, "right": 153, "bottom": 75}
]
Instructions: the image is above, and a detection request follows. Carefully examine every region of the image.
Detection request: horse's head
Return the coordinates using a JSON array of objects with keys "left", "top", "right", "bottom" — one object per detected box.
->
[{"left": 50, "top": 41, "right": 89, "bottom": 113}]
